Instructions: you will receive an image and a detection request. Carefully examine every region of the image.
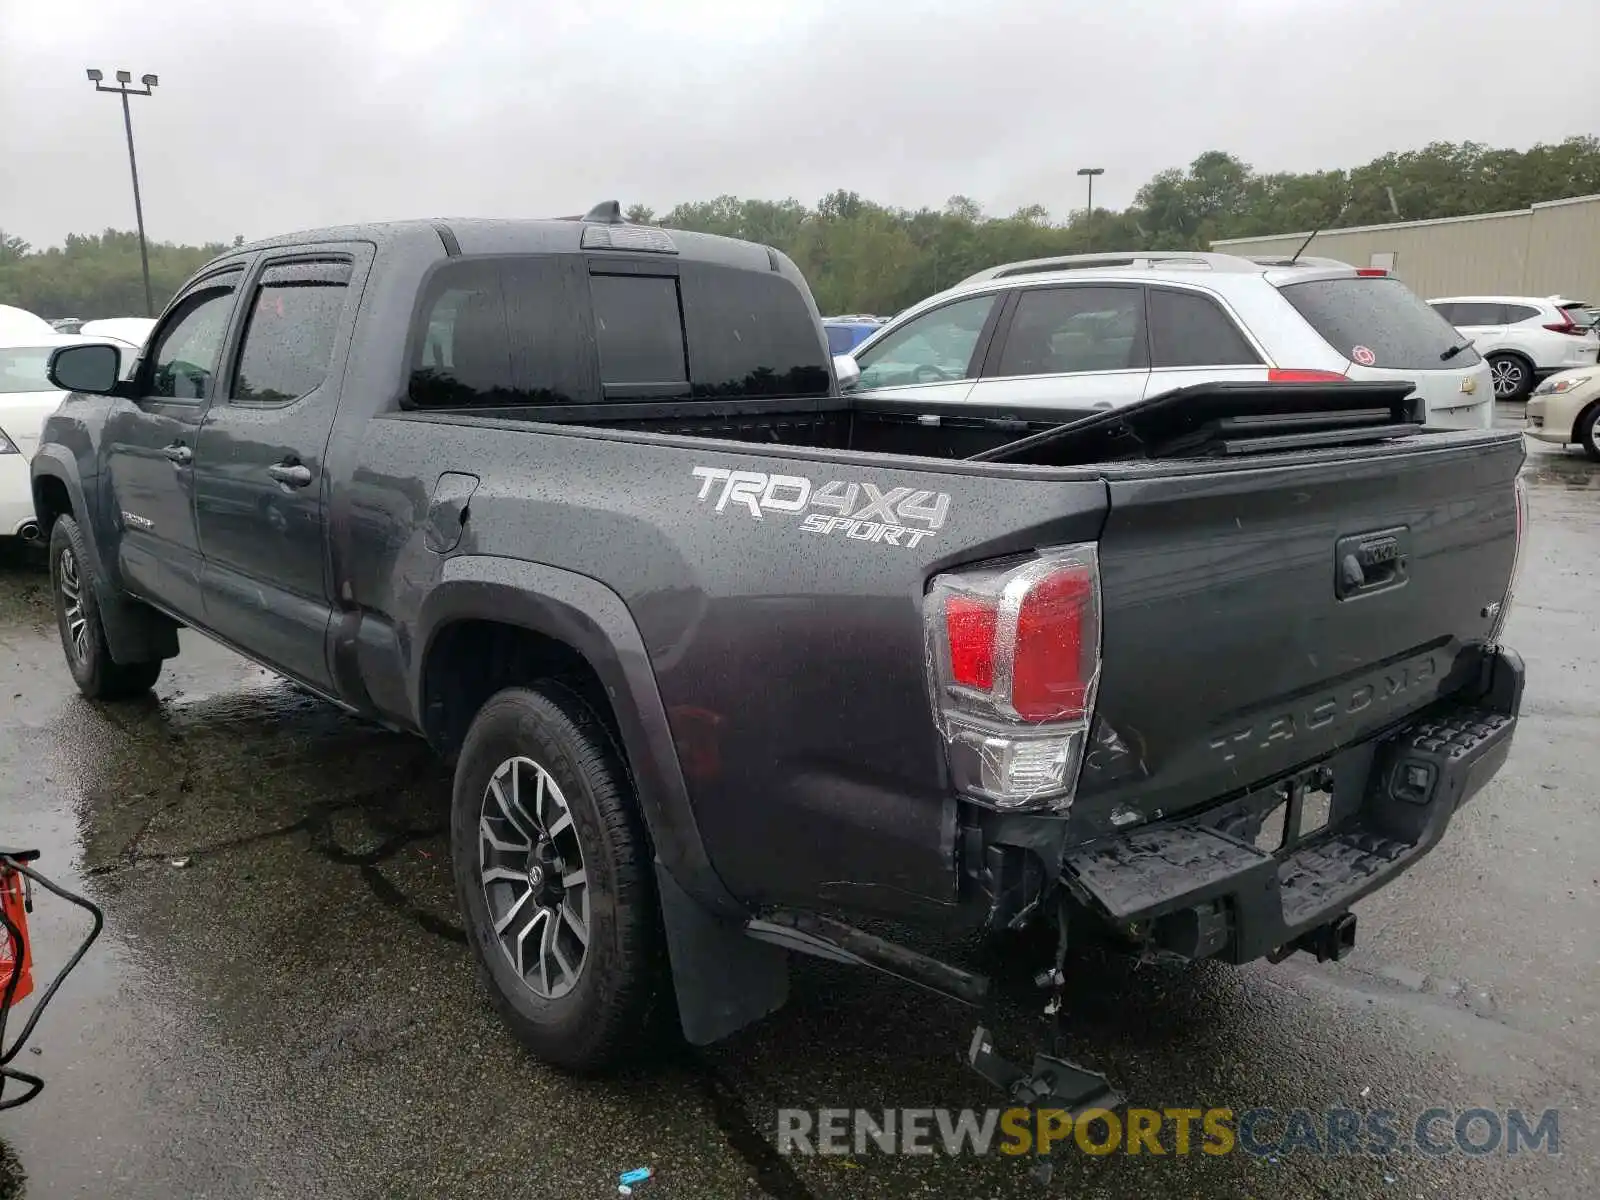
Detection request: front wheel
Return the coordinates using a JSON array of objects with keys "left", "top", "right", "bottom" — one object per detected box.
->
[
  {"left": 451, "top": 684, "right": 664, "bottom": 1072},
  {"left": 49, "top": 515, "right": 162, "bottom": 700},
  {"left": 1488, "top": 354, "right": 1534, "bottom": 401},
  {"left": 1578, "top": 403, "right": 1600, "bottom": 462}
]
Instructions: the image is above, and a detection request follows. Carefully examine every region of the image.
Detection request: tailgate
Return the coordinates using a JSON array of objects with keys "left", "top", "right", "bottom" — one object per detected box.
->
[{"left": 1074, "top": 431, "right": 1523, "bottom": 827}]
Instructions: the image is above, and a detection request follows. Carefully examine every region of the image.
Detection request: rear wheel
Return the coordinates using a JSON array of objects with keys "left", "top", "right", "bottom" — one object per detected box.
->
[
  {"left": 1578, "top": 402, "right": 1600, "bottom": 462},
  {"left": 49, "top": 516, "right": 163, "bottom": 700},
  {"left": 1488, "top": 354, "right": 1534, "bottom": 401},
  {"left": 451, "top": 684, "right": 664, "bottom": 1072}
]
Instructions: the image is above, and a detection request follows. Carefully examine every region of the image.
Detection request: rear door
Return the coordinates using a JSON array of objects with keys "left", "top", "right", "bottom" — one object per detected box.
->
[
  {"left": 104, "top": 264, "right": 247, "bottom": 619},
  {"left": 965, "top": 283, "right": 1149, "bottom": 414},
  {"left": 193, "top": 248, "right": 369, "bottom": 690},
  {"left": 1079, "top": 431, "right": 1524, "bottom": 830},
  {"left": 1277, "top": 276, "right": 1493, "bottom": 429},
  {"left": 849, "top": 292, "right": 1002, "bottom": 406}
]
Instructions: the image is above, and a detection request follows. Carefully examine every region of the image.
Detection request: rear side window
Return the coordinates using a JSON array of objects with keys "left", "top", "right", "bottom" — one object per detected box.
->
[
  {"left": 590, "top": 274, "right": 688, "bottom": 395},
  {"left": 1503, "top": 304, "right": 1540, "bottom": 324},
  {"left": 409, "top": 257, "right": 593, "bottom": 408},
  {"left": 232, "top": 260, "right": 351, "bottom": 403},
  {"left": 680, "top": 263, "right": 830, "bottom": 398},
  {"left": 995, "top": 286, "right": 1145, "bottom": 377},
  {"left": 1278, "top": 277, "right": 1480, "bottom": 369},
  {"left": 1148, "top": 289, "right": 1261, "bottom": 368}
]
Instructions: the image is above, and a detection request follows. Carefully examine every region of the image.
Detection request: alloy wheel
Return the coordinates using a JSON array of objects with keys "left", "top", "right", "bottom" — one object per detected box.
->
[
  {"left": 58, "top": 547, "right": 89, "bottom": 665},
  {"left": 1491, "top": 358, "right": 1525, "bottom": 398},
  {"left": 478, "top": 755, "right": 591, "bottom": 1000}
]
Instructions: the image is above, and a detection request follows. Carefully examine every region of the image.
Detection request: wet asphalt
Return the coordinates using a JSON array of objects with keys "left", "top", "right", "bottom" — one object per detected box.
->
[{"left": 0, "top": 409, "right": 1595, "bottom": 1198}]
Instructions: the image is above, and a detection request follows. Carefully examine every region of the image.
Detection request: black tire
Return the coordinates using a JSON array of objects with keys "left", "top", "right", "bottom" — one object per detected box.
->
[
  {"left": 1578, "top": 402, "right": 1600, "bottom": 463},
  {"left": 451, "top": 684, "right": 663, "bottom": 1072},
  {"left": 49, "top": 515, "right": 163, "bottom": 700},
  {"left": 1488, "top": 353, "right": 1535, "bottom": 401}
]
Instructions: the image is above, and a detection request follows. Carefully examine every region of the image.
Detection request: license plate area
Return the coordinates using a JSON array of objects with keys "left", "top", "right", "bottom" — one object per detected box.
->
[{"left": 1211, "top": 759, "right": 1356, "bottom": 858}]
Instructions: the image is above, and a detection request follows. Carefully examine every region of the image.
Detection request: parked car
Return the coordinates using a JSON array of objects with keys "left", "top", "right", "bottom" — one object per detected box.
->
[
  {"left": 1524, "top": 366, "right": 1600, "bottom": 459},
  {"left": 48, "top": 318, "right": 85, "bottom": 335},
  {"left": 840, "top": 252, "right": 1494, "bottom": 430},
  {"left": 32, "top": 211, "right": 1525, "bottom": 1103},
  {"left": 822, "top": 319, "right": 880, "bottom": 355},
  {"left": 0, "top": 305, "right": 56, "bottom": 341},
  {"left": 1427, "top": 295, "right": 1600, "bottom": 400},
  {"left": 79, "top": 317, "right": 157, "bottom": 350},
  {"left": 1, "top": 332, "right": 132, "bottom": 542}
]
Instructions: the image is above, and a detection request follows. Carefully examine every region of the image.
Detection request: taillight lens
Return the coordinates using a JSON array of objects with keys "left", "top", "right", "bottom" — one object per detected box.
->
[
  {"left": 1488, "top": 475, "right": 1526, "bottom": 644},
  {"left": 925, "top": 546, "right": 1101, "bottom": 811},
  {"left": 1267, "top": 368, "right": 1348, "bottom": 382},
  {"left": 1355, "top": 268, "right": 1388, "bottom": 277},
  {"left": 1543, "top": 314, "right": 1584, "bottom": 335}
]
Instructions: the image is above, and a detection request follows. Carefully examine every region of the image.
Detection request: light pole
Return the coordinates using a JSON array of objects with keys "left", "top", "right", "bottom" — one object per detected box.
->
[
  {"left": 86, "top": 69, "right": 159, "bottom": 317},
  {"left": 1077, "top": 166, "right": 1105, "bottom": 248}
]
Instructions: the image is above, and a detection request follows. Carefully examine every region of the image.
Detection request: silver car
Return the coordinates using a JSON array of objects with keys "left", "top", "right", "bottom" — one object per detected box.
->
[{"left": 838, "top": 252, "right": 1493, "bottom": 429}]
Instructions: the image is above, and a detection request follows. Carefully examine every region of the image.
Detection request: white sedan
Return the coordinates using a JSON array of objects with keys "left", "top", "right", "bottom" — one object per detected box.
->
[
  {"left": 1524, "top": 367, "right": 1600, "bottom": 460},
  {"left": 0, "top": 333, "right": 131, "bottom": 541}
]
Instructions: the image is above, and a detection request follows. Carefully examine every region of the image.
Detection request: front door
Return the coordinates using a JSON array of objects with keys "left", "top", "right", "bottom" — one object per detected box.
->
[
  {"left": 848, "top": 292, "right": 1003, "bottom": 407},
  {"left": 194, "top": 251, "right": 366, "bottom": 692},
  {"left": 104, "top": 265, "right": 247, "bottom": 619}
]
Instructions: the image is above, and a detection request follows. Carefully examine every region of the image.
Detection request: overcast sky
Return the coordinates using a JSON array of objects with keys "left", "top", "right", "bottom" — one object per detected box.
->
[{"left": 2, "top": 0, "right": 1595, "bottom": 249}]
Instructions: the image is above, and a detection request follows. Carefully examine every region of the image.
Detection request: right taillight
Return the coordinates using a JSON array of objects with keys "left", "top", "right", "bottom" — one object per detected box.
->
[
  {"left": 925, "top": 546, "right": 1102, "bottom": 811},
  {"left": 1488, "top": 475, "right": 1527, "bottom": 644}
]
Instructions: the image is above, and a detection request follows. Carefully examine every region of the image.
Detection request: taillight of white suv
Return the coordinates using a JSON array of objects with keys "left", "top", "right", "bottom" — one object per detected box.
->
[{"left": 924, "top": 546, "right": 1101, "bottom": 811}]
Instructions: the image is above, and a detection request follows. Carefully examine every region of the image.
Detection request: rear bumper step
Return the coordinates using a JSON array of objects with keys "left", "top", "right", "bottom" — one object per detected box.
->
[{"left": 1064, "top": 648, "right": 1522, "bottom": 965}]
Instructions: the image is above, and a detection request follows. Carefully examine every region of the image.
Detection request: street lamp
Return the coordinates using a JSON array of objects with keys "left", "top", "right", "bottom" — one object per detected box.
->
[
  {"left": 1081, "top": 167, "right": 1107, "bottom": 249},
  {"left": 86, "top": 68, "right": 159, "bottom": 317}
]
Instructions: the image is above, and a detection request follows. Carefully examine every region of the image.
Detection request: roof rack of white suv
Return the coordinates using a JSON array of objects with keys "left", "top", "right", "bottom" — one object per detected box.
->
[{"left": 956, "top": 250, "right": 1290, "bottom": 288}]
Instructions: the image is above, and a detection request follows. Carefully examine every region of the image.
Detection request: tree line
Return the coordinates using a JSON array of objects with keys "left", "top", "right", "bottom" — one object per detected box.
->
[{"left": 4, "top": 137, "right": 1596, "bottom": 321}]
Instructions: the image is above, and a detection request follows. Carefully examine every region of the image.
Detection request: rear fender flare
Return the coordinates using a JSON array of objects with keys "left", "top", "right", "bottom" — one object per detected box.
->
[{"left": 414, "top": 556, "right": 744, "bottom": 918}]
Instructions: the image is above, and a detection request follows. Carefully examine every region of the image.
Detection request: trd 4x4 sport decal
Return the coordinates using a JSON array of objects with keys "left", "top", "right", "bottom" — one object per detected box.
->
[{"left": 690, "top": 466, "right": 951, "bottom": 548}]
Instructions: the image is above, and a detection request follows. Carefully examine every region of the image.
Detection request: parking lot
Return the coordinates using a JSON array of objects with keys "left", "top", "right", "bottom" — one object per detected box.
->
[{"left": 0, "top": 410, "right": 1593, "bottom": 1198}]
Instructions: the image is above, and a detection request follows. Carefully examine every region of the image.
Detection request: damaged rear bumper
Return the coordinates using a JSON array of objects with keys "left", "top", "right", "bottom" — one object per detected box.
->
[{"left": 1060, "top": 646, "right": 1523, "bottom": 965}]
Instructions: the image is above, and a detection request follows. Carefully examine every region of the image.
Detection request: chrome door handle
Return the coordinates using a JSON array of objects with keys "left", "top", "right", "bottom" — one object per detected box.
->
[
  {"left": 267, "top": 463, "right": 313, "bottom": 488},
  {"left": 162, "top": 443, "right": 192, "bottom": 465}
]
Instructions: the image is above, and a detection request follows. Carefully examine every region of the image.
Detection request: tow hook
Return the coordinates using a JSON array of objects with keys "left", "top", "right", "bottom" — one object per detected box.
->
[{"left": 1276, "top": 912, "right": 1358, "bottom": 963}]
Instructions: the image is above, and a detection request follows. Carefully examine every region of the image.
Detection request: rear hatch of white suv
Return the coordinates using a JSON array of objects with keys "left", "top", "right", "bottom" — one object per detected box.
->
[{"left": 1269, "top": 272, "right": 1494, "bottom": 430}]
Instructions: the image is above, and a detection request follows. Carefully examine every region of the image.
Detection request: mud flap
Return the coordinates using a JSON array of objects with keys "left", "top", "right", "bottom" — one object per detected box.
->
[{"left": 655, "top": 862, "right": 789, "bottom": 1045}]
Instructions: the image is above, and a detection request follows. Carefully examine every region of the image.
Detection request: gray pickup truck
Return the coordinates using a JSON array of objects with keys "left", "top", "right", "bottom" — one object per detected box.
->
[{"left": 32, "top": 204, "right": 1525, "bottom": 1105}]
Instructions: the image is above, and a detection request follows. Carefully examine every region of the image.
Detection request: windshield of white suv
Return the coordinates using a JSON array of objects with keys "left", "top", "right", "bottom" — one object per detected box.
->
[
  {"left": 0, "top": 347, "right": 56, "bottom": 394},
  {"left": 1278, "top": 277, "right": 1482, "bottom": 370}
]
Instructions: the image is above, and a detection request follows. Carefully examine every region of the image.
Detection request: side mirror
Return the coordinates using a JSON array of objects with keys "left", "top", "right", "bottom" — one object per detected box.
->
[
  {"left": 833, "top": 354, "right": 861, "bottom": 392},
  {"left": 48, "top": 343, "right": 122, "bottom": 395}
]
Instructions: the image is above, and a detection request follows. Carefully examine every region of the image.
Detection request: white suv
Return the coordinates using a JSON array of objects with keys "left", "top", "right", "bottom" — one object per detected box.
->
[
  {"left": 1427, "top": 295, "right": 1600, "bottom": 400},
  {"left": 840, "top": 252, "right": 1493, "bottom": 429}
]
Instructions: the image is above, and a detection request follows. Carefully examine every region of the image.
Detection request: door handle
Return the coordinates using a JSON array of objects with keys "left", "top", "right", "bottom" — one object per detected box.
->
[
  {"left": 267, "top": 462, "right": 313, "bottom": 489},
  {"left": 162, "top": 443, "right": 192, "bottom": 466}
]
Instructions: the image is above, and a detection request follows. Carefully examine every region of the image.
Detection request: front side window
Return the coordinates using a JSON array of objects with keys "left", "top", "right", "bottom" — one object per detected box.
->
[
  {"left": 995, "top": 286, "right": 1145, "bottom": 378},
  {"left": 1148, "top": 289, "right": 1261, "bottom": 368},
  {"left": 0, "top": 347, "right": 54, "bottom": 394},
  {"left": 854, "top": 293, "right": 996, "bottom": 389},
  {"left": 147, "top": 274, "right": 241, "bottom": 399},
  {"left": 232, "top": 261, "right": 352, "bottom": 403}
]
